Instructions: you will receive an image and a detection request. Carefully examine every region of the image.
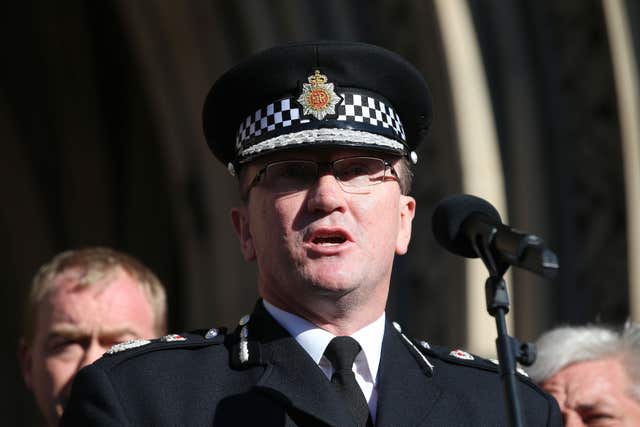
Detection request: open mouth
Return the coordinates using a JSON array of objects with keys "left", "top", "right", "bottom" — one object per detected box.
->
[
  {"left": 312, "top": 235, "right": 347, "bottom": 245},
  {"left": 307, "top": 228, "right": 352, "bottom": 247}
]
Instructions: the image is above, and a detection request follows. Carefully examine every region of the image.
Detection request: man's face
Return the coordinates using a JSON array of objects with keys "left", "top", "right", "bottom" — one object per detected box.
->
[
  {"left": 541, "top": 357, "right": 640, "bottom": 426},
  {"left": 231, "top": 148, "right": 415, "bottom": 316},
  {"left": 19, "top": 267, "right": 157, "bottom": 426}
]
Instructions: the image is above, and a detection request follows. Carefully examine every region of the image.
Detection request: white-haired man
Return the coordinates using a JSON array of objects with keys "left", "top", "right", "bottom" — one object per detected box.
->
[{"left": 527, "top": 323, "right": 640, "bottom": 426}]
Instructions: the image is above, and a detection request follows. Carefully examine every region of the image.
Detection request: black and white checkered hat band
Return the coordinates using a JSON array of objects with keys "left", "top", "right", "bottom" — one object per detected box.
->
[{"left": 235, "top": 91, "right": 406, "bottom": 158}]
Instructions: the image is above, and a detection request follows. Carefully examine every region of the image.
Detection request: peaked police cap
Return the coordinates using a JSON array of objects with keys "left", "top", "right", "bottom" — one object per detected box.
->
[{"left": 202, "top": 40, "right": 432, "bottom": 174}]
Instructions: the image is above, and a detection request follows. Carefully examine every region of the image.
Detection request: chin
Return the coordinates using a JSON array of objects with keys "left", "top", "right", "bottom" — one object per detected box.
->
[{"left": 304, "top": 274, "right": 358, "bottom": 296}]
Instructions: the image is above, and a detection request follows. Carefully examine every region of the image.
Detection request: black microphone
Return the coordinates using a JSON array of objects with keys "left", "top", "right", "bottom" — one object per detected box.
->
[{"left": 432, "top": 194, "right": 559, "bottom": 278}]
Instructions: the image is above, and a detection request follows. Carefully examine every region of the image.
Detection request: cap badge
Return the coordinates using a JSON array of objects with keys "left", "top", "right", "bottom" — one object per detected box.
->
[{"left": 297, "top": 70, "right": 341, "bottom": 120}]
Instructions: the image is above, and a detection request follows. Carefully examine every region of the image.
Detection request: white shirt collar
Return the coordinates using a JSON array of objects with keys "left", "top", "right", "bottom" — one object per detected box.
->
[
  {"left": 262, "top": 299, "right": 386, "bottom": 383},
  {"left": 351, "top": 314, "right": 385, "bottom": 383}
]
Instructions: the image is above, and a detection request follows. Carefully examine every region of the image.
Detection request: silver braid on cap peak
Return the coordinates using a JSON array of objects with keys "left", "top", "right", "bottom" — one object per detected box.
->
[{"left": 239, "top": 128, "right": 405, "bottom": 159}]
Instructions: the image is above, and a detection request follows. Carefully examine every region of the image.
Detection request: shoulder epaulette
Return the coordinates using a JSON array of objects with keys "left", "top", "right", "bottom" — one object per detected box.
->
[
  {"left": 102, "top": 327, "right": 228, "bottom": 359},
  {"left": 410, "top": 338, "right": 531, "bottom": 380}
]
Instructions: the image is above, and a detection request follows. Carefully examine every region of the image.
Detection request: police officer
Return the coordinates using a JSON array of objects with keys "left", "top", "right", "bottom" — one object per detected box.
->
[{"left": 61, "top": 41, "right": 561, "bottom": 426}]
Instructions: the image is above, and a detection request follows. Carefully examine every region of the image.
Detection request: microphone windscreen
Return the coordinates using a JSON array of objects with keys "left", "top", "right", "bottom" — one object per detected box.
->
[{"left": 431, "top": 194, "right": 502, "bottom": 258}]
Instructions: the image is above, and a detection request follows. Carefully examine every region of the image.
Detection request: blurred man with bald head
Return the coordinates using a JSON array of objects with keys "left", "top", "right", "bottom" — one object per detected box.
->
[{"left": 18, "top": 247, "right": 168, "bottom": 426}]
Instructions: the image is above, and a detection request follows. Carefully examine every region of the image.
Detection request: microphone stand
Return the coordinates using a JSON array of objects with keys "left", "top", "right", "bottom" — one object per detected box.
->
[{"left": 470, "top": 230, "right": 536, "bottom": 427}]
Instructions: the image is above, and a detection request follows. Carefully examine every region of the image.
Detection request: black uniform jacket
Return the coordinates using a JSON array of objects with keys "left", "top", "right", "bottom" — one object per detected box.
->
[{"left": 61, "top": 301, "right": 561, "bottom": 426}]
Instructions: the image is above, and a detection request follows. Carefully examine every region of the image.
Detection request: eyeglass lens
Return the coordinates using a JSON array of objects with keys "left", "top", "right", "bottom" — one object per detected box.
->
[{"left": 261, "top": 157, "right": 388, "bottom": 194}]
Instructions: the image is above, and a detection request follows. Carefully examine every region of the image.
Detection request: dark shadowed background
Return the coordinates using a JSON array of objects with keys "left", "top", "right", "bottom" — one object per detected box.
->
[{"left": 2, "top": 1, "right": 639, "bottom": 424}]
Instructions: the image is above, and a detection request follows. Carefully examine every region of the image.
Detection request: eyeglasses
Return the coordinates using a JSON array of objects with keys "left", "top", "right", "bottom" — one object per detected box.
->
[{"left": 245, "top": 156, "right": 399, "bottom": 196}]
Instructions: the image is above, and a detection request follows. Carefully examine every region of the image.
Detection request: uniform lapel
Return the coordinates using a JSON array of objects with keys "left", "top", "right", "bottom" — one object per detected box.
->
[
  {"left": 374, "top": 322, "right": 442, "bottom": 427},
  {"left": 248, "top": 301, "right": 355, "bottom": 427}
]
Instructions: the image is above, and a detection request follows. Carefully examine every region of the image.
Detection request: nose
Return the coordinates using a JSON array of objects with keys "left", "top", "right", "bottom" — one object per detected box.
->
[
  {"left": 563, "top": 410, "right": 586, "bottom": 427},
  {"left": 306, "top": 172, "right": 346, "bottom": 213}
]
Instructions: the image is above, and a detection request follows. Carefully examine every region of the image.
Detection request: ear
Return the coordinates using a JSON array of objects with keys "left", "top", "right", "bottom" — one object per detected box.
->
[
  {"left": 395, "top": 195, "right": 416, "bottom": 255},
  {"left": 231, "top": 206, "right": 256, "bottom": 261},
  {"left": 18, "top": 338, "right": 34, "bottom": 391}
]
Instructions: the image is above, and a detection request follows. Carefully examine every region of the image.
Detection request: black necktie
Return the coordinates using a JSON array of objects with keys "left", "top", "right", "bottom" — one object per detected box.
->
[{"left": 324, "top": 336, "right": 373, "bottom": 427}]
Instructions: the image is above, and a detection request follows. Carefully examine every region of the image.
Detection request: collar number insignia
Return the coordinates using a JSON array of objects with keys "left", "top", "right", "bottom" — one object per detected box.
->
[
  {"left": 160, "top": 334, "right": 186, "bottom": 342},
  {"left": 297, "top": 70, "right": 341, "bottom": 120},
  {"left": 449, "top": 349, "right": 474, "bottom": 360}
]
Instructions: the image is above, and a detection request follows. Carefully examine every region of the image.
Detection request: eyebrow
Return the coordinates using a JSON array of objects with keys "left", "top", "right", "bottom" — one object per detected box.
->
[
  {"left": 575, "top": 400, "right": 615, "bottom": 411},
  {"left": 47, "top": 324, "right": 141, "bottom": 340}
]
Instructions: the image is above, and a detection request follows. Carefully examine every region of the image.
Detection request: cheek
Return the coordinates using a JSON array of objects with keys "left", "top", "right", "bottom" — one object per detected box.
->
[
  {"left": 359, "top": 197, "right": 400, "bottom": 239},
  {"left": 32, "top": 352, "right": 78, "bottom": 397},
  {"left": 46, "top": 357, "right": 76, "bottom": 390},
  {"left": 259, "top": 199, "right": 300, "bottom": 246}
]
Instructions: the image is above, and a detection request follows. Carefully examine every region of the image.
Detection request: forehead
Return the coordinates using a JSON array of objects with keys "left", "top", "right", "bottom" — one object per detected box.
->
[
  {"left": 545, "top": 357, "right": 631, "bottom": 398},
  {"left": 47, "top": 265, "right": 114, "bottom": 296},
  {"left": 41, "top": 268, "right": 143, "bottom": 315},
  {"left": 32, "top": 267, "right": 155, "bottom": 335}
]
